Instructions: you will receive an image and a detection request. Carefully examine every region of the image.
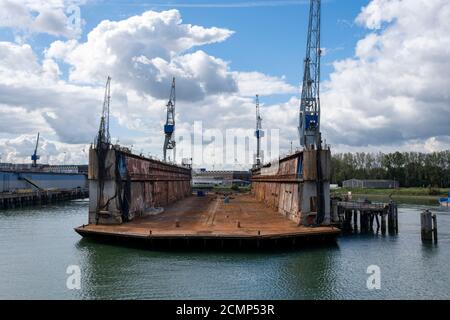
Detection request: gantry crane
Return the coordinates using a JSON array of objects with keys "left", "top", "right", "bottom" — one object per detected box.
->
[
  {"left": 31, "top": 132, "right": 40, "bottom": 167},
  {"left": 299, "top": 0, "right": 325, "bottom": 224},
  {"left": 254, "top": 94, "right": 264, "bottom": 167},
  {"left": 96, "top": 76, "right": 111, "bottom": 148},
  {"left": 299, "top": 0, "right": 322, "bottom": 149},
  {"left": 163, "top": 77, "right": 176, "bottom": 162}
]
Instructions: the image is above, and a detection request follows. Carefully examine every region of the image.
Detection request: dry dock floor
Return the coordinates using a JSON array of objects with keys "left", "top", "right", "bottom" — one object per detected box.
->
[{"left": 76, "top": 194, "right": 340, "bottom": 245}]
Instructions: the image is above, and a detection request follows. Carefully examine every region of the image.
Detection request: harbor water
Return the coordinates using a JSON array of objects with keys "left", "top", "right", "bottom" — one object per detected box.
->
[{"left": 0, "top": 198, "right": 449, "bottom": 299}]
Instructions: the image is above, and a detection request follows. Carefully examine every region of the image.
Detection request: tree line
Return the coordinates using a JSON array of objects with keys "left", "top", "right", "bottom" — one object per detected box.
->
[{"left": 330, "top": 151, "right": 450, "bottom": 188}]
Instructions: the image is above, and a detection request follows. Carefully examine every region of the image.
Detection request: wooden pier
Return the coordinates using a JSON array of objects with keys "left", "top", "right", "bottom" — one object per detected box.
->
[
  {"left": 334, "top": 200, "right": 398, "bottom": 235},
  {"left": 0, "top": 188, "right": 89, "bottom": 209},
  {"left": 76, "top": 194, "right": 341, "bottom": 250}
]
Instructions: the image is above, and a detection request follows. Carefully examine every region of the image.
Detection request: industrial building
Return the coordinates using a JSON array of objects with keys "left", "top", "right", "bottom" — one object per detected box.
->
[
  {"left": 342, "top": 179, "right": 399, "bottom": 189},
  {"left": 192, "top": 170, "right": 251, "bottom": 187}
]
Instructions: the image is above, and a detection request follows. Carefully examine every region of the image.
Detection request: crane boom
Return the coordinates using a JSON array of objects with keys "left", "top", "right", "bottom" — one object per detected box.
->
[
  {"left": 299, "top": 0, "right": 321, "bottom": 149},
  {"left": 96, "top": 76, "right": 111, "bottom": 148},
  {"left": 163, "top": 77, "right": 176, "bottom": 162}
]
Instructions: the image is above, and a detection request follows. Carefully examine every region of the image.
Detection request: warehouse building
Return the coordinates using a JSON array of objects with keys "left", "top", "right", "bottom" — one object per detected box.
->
[{"left": 192, "top": 170, "right": 251, "bottom": 187}]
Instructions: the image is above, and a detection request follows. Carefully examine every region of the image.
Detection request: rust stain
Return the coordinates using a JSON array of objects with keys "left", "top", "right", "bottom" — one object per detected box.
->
[{"left": 78, "top": 194, "right": 340, "bottom": 238}]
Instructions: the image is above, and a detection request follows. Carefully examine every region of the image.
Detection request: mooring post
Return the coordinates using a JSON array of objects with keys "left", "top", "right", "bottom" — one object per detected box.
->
[
  {"left": 432, "top": 213, "right": 438, "bottom": 244},
  {"left": 344, "top": 210, "right": 352, "bottom": 232},
  {"left": 381, "top": 213, "right": 387, "bottom": 235},
  {"left": 395, "top": 205, "right": 399, "bottom": 233},
  {"left": 387, "top": 202, "right": 394, "bottom": 234},
  {"left": 360, "top": 212, "right": 365, "bottom": 233},
  {"left": 353, "top": 210, "right": 357, "bottom": 232},
  {"left": 421, "top": 210, "right": 434, "bottom": 242},
  {"left": 362, "top": 212, "right": 369, "bottom": 233}
]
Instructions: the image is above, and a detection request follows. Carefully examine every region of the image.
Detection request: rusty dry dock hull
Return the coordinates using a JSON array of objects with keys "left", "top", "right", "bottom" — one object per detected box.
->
[
  {"left": 88, "top": 146, "right": 192, "bottom": 225},
  {"left": 75, "top": 194, "right": 340, "bottom": 250}
]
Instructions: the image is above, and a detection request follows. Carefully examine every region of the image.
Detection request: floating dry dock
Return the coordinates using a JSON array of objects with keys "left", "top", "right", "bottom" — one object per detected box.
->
[
  {"left": 75, "top": 146, "right": 340, "bottom": 249},
  {"left": 76, "top": 193, "right": 340, "bottom": 249}
]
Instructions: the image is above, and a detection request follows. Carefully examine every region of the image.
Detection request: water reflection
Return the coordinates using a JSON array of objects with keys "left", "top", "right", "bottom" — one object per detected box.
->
[
  {"left": 1, "top": 199, "right": 449, "bottom": 299},
  {"left": 275, "top": 245, "right": 340, "bottom": 299}
]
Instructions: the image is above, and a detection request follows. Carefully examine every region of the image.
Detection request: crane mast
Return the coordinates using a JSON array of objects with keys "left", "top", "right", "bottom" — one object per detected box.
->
[
  {"left": 254, "top": 94, "right": 264, "bottom": 167},
  {"left": 163, "top": 77, "right": 176, "bottom": 162},
  {"left": 96, "top": 76, "right": 111, "bottom": 148},
  {"left": 31, "top": 132, "right": 40, "bottom": 167},
  {"left": 300, "top": 0, "right": 326, "bottom": 225},
  {"left": 299, "top": 0, "right": 322, "bottom": 149}
]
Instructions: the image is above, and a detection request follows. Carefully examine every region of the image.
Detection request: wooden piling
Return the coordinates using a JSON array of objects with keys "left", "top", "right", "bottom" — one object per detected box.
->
[
  {"left": 360, "top": 212, "right": 365, "bottom": 233},
  {"left": 369, "top": 213, "right": 374, "bottom": 231},
  {"left": 381, "top": 213, "right": 386, "bottom": 235},
  {"left": 421, "top": 210, "right": 434, "bottom": 242},
  {"left": 395, "top": 205, "right": 399, "bottom": 233},
  {"left": 431, "top": 213, "right": 438, "bottom": 244}
]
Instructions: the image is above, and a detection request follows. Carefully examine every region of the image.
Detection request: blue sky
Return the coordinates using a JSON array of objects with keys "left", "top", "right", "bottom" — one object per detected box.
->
[
  {"left": 1, "top": 0, "right": 370, "bottom": 100},
  {"left": 0, "top": 0, "right": 449, "bottom": 166}
]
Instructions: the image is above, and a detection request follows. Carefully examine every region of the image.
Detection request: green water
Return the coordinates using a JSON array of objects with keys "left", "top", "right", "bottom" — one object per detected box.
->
[{"left": 0, "top": 199, "right": 449, "bottom": 300}]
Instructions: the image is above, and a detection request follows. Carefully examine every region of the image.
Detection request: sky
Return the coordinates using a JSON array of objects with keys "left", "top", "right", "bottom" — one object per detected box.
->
[{"left": 0, "top": 0, "right": 449, "bottom": 168}]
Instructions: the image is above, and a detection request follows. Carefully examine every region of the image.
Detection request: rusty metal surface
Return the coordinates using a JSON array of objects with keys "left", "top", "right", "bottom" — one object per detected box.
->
[
  {"left": 88, "top": 146, "right": 191, "bottom": 224},
  {"left": 77, "top": 194, "right": 340, "bottom": 239},
  {"left": 303, "top": 149, "right": 331, "bottom": 181},
  {"left": 251, "top": 150, "right": 331, "bottom": 225}
]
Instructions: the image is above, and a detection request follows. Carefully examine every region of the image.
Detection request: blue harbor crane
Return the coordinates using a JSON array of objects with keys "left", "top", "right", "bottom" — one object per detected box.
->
[
  {"left": 299, "top": 0, "right": 322, "bottom": 149},
  {"left": 96, "top": 76, "right": 111, "bottom": 148},
  {"left": 299, "top": 0, "right": 326, "bottom": 224},
  {"left": 163, "top": 77, "right": 176, "bottom": 162},
  {"left": 31, "top": 132, "right": 40, "bottom": 167},
  {"left": 255, "top": 94, "right": 264, "bottom": 167}
]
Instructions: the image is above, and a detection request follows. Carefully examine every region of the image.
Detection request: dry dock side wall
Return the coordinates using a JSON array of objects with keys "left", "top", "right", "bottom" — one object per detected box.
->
[
  {"left": 88, "top": 147, "right": 191, "bottom": 225},
  {"left": 251, "top": 149, "right": 331, "bottom": 225}
]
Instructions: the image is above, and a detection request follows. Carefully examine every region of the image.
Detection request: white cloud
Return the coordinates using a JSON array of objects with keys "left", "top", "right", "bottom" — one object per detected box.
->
[
  {"left": 46, "top": 10, "right": 237, "bottom": 101},
  {"left": 233, "top": 72, "right": 297, "bottom": 97},
  {"left": 0, "top": 9, "right": 296, "bottom": 165},
  {"left": 321, "top": 0, "right": 450, "bottom": 149},
  {"left": 0, "top": 134, "right": 89, "bottom": 164},
  {"left": 0, "top": 41, "right": 103, "bottom": 143},
  {"left": 0, "top": 0, "right": 84, "bottom": 39},
  {"left": 1, "top": 3, "right": 449, "bottom": 167}
]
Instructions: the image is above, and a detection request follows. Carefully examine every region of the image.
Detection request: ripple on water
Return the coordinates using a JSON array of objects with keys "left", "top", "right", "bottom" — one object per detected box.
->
[{"left": 0, "top": 200, "right": 449, "bottom": 299}]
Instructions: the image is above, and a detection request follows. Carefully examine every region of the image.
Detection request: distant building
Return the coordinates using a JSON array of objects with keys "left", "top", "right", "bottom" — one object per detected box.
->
[
  {"left": 192, "top": 170, "right": 251, "bottom": 187},
  {"left": 342, "top": 179, "right": 399, "bottom": 189}
]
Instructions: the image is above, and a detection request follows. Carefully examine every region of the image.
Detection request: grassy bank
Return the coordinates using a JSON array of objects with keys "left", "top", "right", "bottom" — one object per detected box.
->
[{"left": 332, "top": 187, "right": 448, "bottom": 199}]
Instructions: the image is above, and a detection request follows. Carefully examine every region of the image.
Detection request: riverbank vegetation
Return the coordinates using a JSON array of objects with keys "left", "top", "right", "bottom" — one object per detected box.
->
[
  {"left": 331, "top": 151, "right": 450, "bottom": 188},
  {"left": 333, "top": 187, "right": 448, "bottom": 198}
]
